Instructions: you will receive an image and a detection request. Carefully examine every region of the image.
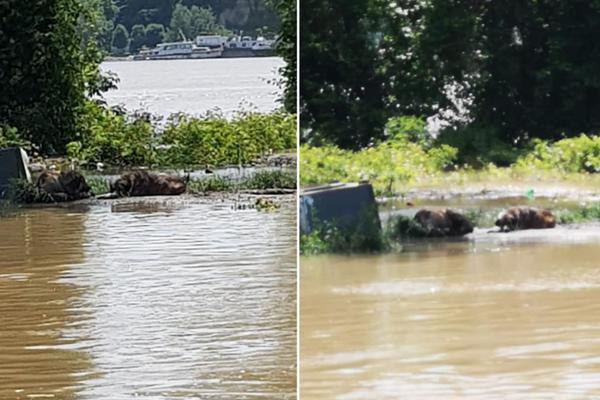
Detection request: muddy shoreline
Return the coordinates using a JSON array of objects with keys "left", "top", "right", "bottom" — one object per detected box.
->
[{"left": 21, "top": 192, "right": 296, "bottom": 208}]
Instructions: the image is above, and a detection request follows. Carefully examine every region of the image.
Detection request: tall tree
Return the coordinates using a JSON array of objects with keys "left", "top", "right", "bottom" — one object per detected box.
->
[
  {"left": 166, "top": 4, "right": 229, "bottom": 41},
  {"left": 145, "top": 23, "right": 165, "bottom": 47},
  {"left": 167, "top": 3, "right": 193, "bottom": 40},
  {"left": 300, "top": 0, "right": 387, "bottom": 149},
  {"left": 112, "top": 24, "right": 130, "bottom": 52},
  {"left": 0, "top": 0, "right": 104, "bottom": 152},
  {"left": 269, "top": 0, "right": 296, "bottom": 113},
  {"left": 129, "top": 24, "right": 147, "bottom": 52}
]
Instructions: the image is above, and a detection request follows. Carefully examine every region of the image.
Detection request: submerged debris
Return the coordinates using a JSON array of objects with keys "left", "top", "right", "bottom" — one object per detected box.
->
[{"left": 255, "top": 197, "right": 280, "bottom": 212}]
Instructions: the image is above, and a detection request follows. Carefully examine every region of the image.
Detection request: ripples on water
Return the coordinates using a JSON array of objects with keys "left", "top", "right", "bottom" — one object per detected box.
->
[
  {"left": 301, "top": 233, "right": 600, "bottom": 399},
  {"left": 0, "top": 197, "right": 296, "bottom": 399},
  {"left": 100, "top": 58, "right": 284, "bottom": 117}
]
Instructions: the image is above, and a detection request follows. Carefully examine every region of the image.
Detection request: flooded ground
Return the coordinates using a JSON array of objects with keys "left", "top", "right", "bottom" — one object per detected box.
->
[
  {"left": 0, "top": 195, "right": 296, "bottom": 399},
  {"left": 301, "top": 192, "right": 600, "bottom": 399}
]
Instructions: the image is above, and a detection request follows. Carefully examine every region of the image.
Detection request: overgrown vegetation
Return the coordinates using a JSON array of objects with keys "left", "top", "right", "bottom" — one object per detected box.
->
[
  {"left": 268, "top": 0, "right": 296, "bottom": 112},
  {"left": 65, "top": 105, "right": 296, "bottom": 168},
  {"left": 187, "top": 170, "right": 296, "bottom": 194},
  {"left": 301, "top": 142, "right": 456, "bottom": 196},
  {"left": 301, "top": 1, "right": 600, "bottom": 150},
  {"left": 301, "top": 117, "right": 458, "bottom": 195},
  {"left": 0, "top": 0, "right": 105, "bottom": 153},
  {"left": 5, "top": 180, "right": 53, "bottom": 204},
  {"left": 0, "top": 125, "right": 31, "bottom": 150},
  {"left": 300, "top": 205, "right": 385, "bottom": 255},
  {"left": 68, "top": 103, "right": 157, "bottom": 167},
  {"left": 556, "top": 205, "right": 600, "bottom": 225},
  {"left": 302, "top": 116, "right": 600, "bottom": 195},
  {"left": 515, "top": 136, "right": 600, "bottom": 174},
  {"left": 160, "top": 111, "right": 296, "bottom": 168}
]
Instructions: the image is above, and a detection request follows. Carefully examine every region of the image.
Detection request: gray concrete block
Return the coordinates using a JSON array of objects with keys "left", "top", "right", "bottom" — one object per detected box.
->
[
  {"left": 300, "top": 182, "right": 380, "bottom": 234},
  {"left": 0, "top": 147, "right": 32, "bottom": 199}
]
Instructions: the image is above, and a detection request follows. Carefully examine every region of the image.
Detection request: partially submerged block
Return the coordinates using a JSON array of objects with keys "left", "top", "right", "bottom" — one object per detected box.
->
[
  {"left": 0, "top": 147, "right": 32, "bottom": 199},
  {"left": 300, "top": 182, "right": 380, "bottom": 234}
]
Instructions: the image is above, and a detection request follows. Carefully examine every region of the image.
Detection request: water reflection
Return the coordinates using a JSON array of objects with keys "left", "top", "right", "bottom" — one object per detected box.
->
[
  {"left": 0, "top": 210, "right": 93, "bottom": 399},
  {"left": 0, "top": 197, "right": 296, "bottom": 399}
]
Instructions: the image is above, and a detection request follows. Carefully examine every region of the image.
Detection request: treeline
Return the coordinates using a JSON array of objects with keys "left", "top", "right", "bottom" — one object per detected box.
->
[
  {"left": 0, "top": 0, "right": 296, "bottom": 155},
  {"left": 301, "top": 0, "right": 600, "bottom": 162},
  {"left": 96, "top": 0, "right": 279, "bottom": 54}
]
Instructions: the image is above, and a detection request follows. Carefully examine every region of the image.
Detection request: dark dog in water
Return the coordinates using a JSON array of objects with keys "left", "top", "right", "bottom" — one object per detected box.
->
[
  {"left": 111, "top": 170, "right": 187, "bottom": 197},
  {"left": 495, "top": 207, "right": 556, "bottom": 232},
  {"left": 414, "top": 208, "right": 474, "bottom": 237},
  {"left": 36, "top": 170, "right": 93, "bottom": 202}
]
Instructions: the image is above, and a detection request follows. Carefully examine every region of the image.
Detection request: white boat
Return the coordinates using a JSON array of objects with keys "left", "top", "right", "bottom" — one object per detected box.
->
[
  {"left": 222, "top": 36, "right": 276, "bottom": 57},
  {"left": 195, "top": 35, "right": 227, "bottom": 49},
  {"left": 225, "top": 35, "right": 275, "bottom": 50},
  {"left": 134, "top": 41, "right": 222, "bottom": 60},
  {"left": 252, "top": 37, "right": 276, "bottom": 51}
]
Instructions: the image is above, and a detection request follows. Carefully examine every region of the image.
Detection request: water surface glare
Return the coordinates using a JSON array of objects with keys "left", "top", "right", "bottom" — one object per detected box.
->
[
  {"left": 301, "top": 236, "right": 600, "bottom": 399},
  {"left": 100, "top": 57, "right": 284, "bottom": 117},
  {"left": 0, "top": 197, "right": 296, "bottom": 399}
]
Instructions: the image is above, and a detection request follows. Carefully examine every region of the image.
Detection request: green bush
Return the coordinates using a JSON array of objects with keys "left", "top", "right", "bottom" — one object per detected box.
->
[
  {"left": 187, "top": 170, "right": 296, "bottom": 194},
  {"left": 300, "top": 205, "right": 385, "bottom": 255},
  {"left": 68, "top": 102, "right": 156, "bottom": 167},
  {"left": 437, "top": 124, "right": 524, "bottom": 167},
  {"left": 160, "top": 111, "right": 296, "bottom": 168},
  {"left": 5, "top": 180, "right": 52, "bottom": 204},
  {"left": 244, "top": 170, "right": 296, "bottom": 189},
  {"left": 300, "top": 140, "right": 458, "bottom": 195},
  {"left": 84, "top": 176, "right": 111, "bottom": 195},
  {"left": 515, "top": 135, "right": 600, "bottom": 174},
  {"left": 0, "top": 0, "right": 104, "bottom": 153},
  {"left": 67, "top": 105, "right": 296, "bottom": 169},
  {"left": 384, "top": 215, "right": 428, "bottom": 240},
  {"left": 187, "top": 176, "right": 235, "bottom": 193},
  {"left": 556, "top": 204, "right": 600, "bottom": 224},
  {"left": 385, "top": 116, "right": 429, "bottom": 145},
  {"left": 0, "top": 125, "right": 31, "bottom": 150}
]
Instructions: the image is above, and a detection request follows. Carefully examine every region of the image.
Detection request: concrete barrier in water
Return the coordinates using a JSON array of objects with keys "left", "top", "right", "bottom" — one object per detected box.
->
[
  {"left": 0, "top": 147, "right": 31, "bottom": 199},
  {"left": 300, "top": 182, "right": 381, "bottom": 234}
]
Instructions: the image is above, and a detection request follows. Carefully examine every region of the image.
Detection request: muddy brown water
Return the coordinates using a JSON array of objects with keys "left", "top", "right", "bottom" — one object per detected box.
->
[
  {"left": 301, "top": 197, "right": 600, "bottom": 399},
  {"left": 0, "top": 196, "right": 296, "bottom": 399}
]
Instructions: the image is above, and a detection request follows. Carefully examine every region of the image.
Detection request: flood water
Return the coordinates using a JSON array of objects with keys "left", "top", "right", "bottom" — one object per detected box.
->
[
  {"left": 0, "top": 196, "right": 296, "bottom": 399},
  {"left": 100, "top": 57, "right": 284, "bottom": 117},
  {"left": 301, "top": 197, "right": 600, "bottom": 399}
]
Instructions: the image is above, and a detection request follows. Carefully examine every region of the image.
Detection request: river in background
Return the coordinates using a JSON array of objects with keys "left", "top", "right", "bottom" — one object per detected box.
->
[
  {"left": 301, "top": 191, "right": 600, "bottom": 399},
  {"left": 100, "top": 57, "right": 284, "bottom": 118},
  {"left": 0, "top": 196, "right": 296, "bottom": 399}
]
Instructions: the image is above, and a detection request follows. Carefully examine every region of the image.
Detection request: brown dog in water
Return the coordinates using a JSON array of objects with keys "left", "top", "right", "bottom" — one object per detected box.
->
[
  {"left": 414, "top": 208, "right": 474, "bottom": 237},
  {"left": 495, "top": 207, "right": 556, "bottom": 232},
  {"left": 36, "top": 170, "right": 93, "bottom": 202},
  {"left": 111, "top": 170, "right": 187, "bottom": 197}
]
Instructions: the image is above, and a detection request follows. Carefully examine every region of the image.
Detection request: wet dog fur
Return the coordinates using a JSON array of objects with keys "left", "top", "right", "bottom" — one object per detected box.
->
[
  {"left": 111, "top": 170, "right": 187, "bottom": 197},
  {"left": 495, "top": 207, "right": 556, "bottom": 232},
  {"left": 36, "top": 170, "right": 93, "bottom": 202},
  {"left": 414, "top": 208, "right": 474, "bottom": 237}
]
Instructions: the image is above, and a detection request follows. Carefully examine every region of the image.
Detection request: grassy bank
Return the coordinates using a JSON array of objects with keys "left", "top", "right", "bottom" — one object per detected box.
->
[
  {"left": 301, "top": 134, "right": 600, "bottom": 196},
  {"left": 6, "top": 170, "right": 296, "bottom": 204},
  {"left": 67, "top": 104, "right": 296, "bottom": 169},
  {"left": 4, "top": 106, "right": 296, "bottom": 170}
]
